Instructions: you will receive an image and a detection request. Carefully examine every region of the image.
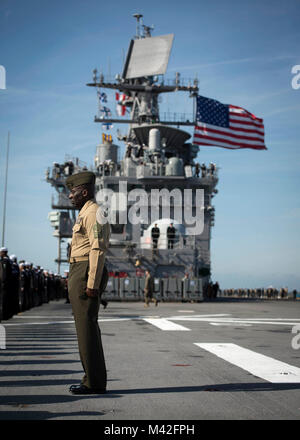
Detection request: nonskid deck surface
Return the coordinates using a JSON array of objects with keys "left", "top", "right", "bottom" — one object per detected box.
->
[{"left": 0, "top": 300, "right": 300, "bottom": 420}]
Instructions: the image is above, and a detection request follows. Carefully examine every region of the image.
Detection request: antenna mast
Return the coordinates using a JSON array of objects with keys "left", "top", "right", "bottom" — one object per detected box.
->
[{"left": 133, "top": 13, "right": 143, "bottom": 39}]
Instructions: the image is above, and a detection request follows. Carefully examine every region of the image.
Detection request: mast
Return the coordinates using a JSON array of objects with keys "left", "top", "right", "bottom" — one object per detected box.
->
[
  {"left": 133, "top": 13, "right": 143, "bottom": 39},
  {"left": 87, "top": 15, "right": 199, "bottom": 134}
]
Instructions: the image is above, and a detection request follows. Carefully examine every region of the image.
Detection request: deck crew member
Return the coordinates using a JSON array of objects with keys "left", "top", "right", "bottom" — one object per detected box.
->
[
  {"left": 167, "top": 223, "right": 176, "bottom": 249},
  {"left": 151, "top": 223, "right": 160, "bottom": 255},
  {"left": 66, "top": 171, "right": 110, "bottom": 395}
]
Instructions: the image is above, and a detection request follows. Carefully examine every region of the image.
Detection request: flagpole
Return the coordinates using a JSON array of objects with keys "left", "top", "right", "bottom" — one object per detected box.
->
[
  {"left": 2, "top": 131, "right": 10, "bottom": 247},
  {"left": 193, "top": 77, "right": 199, "bottom": 125}
]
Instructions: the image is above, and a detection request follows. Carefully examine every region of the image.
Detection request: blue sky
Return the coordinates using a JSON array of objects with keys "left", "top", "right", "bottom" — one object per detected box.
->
[{"left": 0, "top": 0, "right": 299, "bottom": 289}]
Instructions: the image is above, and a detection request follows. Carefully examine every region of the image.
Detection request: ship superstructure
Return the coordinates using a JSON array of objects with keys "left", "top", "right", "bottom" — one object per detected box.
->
[{"left": 46, "top": 16, "right": 218, "bottom": 301}]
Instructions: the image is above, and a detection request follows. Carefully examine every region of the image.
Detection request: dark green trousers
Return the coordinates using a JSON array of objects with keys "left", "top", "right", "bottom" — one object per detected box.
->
[{"left": 68, "top": 261, "right": 107, "bottom": 389}]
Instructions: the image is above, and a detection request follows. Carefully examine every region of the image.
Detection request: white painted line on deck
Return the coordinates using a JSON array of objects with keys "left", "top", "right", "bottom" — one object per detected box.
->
[
  {"left": 172, "top": 317, "right": 300, "bottom": 326},
  {"left": 209, "top": 322, "right": 253, "bottom": 327},
  {"left": 241, "top": 318, "right": 300, "bottom": 321},
  {"left": 194, "top": 343, "right": 300, "bottom": 383},
  {"left": 169, "top": 314, "right": 231, "bottom": 319},
  {"left": 13, "top": 315, "right": 74, "bottom": 319},
  {"left": 143, "top": 318, "right": 190, "bottom": 331},
  {"left": 3, "top": 320, "right": 75, "bottom": 326},
  {"left": 2, "top": 317, "right": 133, "bottom": 326}
]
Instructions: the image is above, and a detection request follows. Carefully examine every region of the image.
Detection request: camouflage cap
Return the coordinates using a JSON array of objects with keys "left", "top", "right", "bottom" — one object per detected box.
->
[{"left": 66, "top": 171, "right": 95, "bottom": 190}]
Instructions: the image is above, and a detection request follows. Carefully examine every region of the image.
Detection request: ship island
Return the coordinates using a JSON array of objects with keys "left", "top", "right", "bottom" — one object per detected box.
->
[{"left": 46, "top": 15, "right": 218, "bottom": 302}]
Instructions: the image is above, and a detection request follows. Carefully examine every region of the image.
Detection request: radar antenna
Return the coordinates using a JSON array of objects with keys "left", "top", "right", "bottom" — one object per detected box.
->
[{"left": 142, "top": 24, "right": 154, "bottom": 38}]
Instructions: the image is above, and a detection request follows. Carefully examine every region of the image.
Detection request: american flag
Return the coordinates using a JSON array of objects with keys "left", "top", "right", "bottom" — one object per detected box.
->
[{"left": 193, "top": 96, "right": 266, "bottom": 150}]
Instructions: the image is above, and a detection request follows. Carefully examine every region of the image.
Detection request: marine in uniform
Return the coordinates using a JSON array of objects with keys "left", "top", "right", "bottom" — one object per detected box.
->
[
  {"left": 66, "top": 171, "right": 110, "bottom": 395},
  {"left": 144, "top": 270, "right": 158, "bottom": 307}
]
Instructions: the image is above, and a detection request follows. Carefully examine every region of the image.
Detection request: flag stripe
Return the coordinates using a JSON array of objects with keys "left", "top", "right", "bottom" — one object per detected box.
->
[
  {"left": 229, "top": 122, "right": 265, "bottom": 134},
  {"left": 193, "top": 141, "right": 241, "bottom": 150},
  {"left": 194, "top": 133, "right": 266, "bottom": 149},
  {"left": 228, "top": 122, "right": 264, "bottom": 134},
  {"left": 193, "top": 139, "right": 266, "bottom": 150},
  {"left": 230, "top": 105, "right": 263, "bottom": 122},
  {"left": 195, "top": 123, "right": 265, "bottom": 141},
  {"left": 229, "top": 126, "right": 264, "bottom": 136},
  {"left": 194, "top": 130, "right": 265, "bottom": 145},
  {"left": 230, "top": 118, "right": 264, "bottom": 129},
  {"left": 194, "top": 134, "right": 265, "bottom": 148},
  {"left": 230, "top": 111, "right": 264, "bottom": 122}
]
